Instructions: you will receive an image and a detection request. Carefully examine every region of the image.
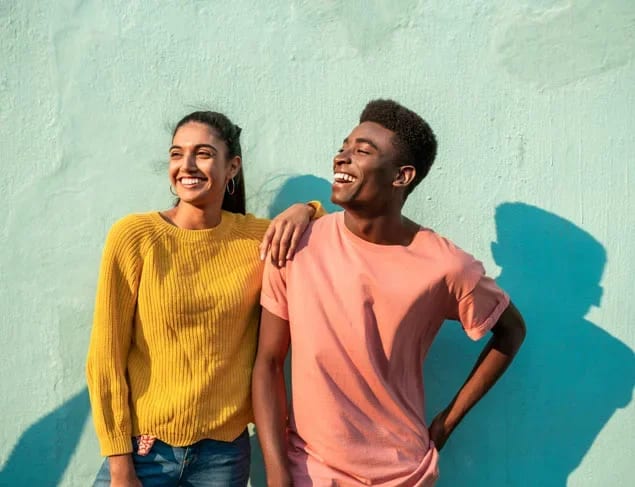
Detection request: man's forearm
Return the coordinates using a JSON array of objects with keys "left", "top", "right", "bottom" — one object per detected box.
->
[
  {"left": 252, "top": 357, "right": 292, "bottom": 486},
  {"left": 445, "top": 335, "right": 518, "bottom": 431},
  {"left": 431, "top": 304, "right": 526, "bottom": 448}
]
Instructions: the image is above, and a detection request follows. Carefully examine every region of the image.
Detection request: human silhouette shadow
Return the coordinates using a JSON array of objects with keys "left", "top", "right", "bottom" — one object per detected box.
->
[
  {"left": 265, "top": 174, "right": 341, "bottom": 217},
  {"left": 425, "top": 202, "right": 634, "bottom": 486},
  {"left": 0, "top": 387, "right": 90, "bottom": 486},
  {"left": 249, "top": 174, "right": 339, "bottom": 486}
]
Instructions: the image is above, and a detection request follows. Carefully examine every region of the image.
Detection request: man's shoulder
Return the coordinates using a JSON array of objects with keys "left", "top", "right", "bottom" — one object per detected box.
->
[
  {"left": 285, "top": 212, "right": 340, "bottom": 262},
  {"left": 415, "top": 226, "right": 478, "bottom": 269},
  {"left": 311, "top": 211, "right": 340, "bottom": 228},
  {"left": 416, "top": 226, "right": 457, "bottom": 250},
  {"left": 302, "top": 212, "right": 340, "bottom": 240}
]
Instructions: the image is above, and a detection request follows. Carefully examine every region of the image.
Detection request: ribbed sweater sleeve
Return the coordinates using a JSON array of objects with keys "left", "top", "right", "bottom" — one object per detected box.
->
[{"left": 86, "top": 216, "right": 145, "bottom": 456}]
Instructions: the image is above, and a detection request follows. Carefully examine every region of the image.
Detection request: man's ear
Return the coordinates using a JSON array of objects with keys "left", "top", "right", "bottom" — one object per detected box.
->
[{"left": 393, "top": 165, "right": 416, "bottom": 189}]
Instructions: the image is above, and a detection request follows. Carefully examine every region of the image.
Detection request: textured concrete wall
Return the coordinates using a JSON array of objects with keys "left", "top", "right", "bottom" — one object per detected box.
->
[{"left": 1, "top": 1, "right": 633, "bottom": 485}]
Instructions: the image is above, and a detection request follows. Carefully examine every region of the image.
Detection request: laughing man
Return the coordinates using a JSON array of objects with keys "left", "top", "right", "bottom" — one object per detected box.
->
[{"left": 252, "top": 99, "right": 526, "bottom": 487}]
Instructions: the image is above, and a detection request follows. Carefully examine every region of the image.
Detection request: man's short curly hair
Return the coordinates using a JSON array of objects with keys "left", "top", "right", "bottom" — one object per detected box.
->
[{"left": 360, "top": 99, "right": 437, "bottom": 197}]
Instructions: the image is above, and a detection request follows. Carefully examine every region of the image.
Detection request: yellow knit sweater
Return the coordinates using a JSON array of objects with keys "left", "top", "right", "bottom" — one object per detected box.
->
[{"left": 86, "top": 211, "right": 269, "bottom": 456}]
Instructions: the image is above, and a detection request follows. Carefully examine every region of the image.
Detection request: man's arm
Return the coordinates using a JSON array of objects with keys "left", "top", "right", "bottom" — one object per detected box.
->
[
  {"left": 429, "top": 302, "right": 526, "bottom": 450},
  {"left": 252, "top": 308, "right": 293, "bottom": 487}
]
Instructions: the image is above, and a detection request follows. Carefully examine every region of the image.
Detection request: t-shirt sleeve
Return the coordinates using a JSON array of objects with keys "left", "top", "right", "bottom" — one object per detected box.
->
[
  {"left": 260, "top": 258, "right": 289, "bottom": 321},
  {"left": 446, "top": 254, "right": 510, "bottom": 341}
]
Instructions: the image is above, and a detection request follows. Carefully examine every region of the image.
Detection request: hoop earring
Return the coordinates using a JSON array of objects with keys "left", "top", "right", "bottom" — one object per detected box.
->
[
  {"left": 169, "top": 185, "right": 178, "bottom": 196},
  {"left": 226, "top": 178, "right": 236, "bottom": 196}
]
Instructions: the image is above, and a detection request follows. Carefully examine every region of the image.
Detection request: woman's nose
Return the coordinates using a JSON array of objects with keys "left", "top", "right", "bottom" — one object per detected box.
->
[{"left": 184, "top": 152, "right": 197, "bottom": 169}]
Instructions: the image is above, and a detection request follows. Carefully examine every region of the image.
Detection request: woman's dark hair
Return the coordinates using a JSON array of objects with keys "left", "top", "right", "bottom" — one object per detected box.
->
[{"left": 173, "top": 111, "right": 246, "bottom": 214}]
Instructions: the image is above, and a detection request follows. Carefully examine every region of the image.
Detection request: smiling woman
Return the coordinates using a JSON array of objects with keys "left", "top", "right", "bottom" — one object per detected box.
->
[
  {"left": 86, "top": 110, "right": 322, "bottom": 487},
  {"left": 167, "top": 112, "right": 245, "bottom": 217}
]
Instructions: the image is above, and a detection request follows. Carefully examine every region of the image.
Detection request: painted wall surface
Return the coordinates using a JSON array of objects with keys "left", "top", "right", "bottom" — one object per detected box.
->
[{"left": 1, "top": 0, "right": 633, "bottom": 485}]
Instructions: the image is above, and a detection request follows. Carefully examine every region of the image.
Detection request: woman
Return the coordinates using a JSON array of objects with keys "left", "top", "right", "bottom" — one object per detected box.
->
[{"left": 87, "top": 111, "right": 320, "bottom": 486}]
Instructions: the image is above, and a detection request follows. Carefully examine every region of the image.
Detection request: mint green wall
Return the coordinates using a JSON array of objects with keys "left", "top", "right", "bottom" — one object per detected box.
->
[{"left": 1, "top": 1, "right": 633, "bottom": 485}]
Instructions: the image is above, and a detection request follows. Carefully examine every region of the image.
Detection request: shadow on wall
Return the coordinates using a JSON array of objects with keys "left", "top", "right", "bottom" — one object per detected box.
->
[
  {"left": 249, "top": 174, "right": 339, "bottom": 486},
  {"left": 425, "top": 202, "right": 635, "bottom": 486},
  {"left": 0, "top": 387, "right": 90, "bottom": 487},
  {"left": 265, "top": 174, "right": 341, "bottom": 218}
]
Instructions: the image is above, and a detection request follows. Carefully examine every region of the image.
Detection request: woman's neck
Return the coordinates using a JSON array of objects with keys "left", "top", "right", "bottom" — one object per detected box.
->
[{"left": 162, "top": 201, "right": 223, "bottom": 230}]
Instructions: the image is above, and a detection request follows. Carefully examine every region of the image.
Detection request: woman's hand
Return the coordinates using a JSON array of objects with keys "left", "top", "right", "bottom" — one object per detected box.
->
[
  {"left": 111, "top": 476, "right": 142, "bottom": 487},
  {"left": 109, "top": 455, "right": 142, "bottom": 487},
  {"left": 259, "top": 203, "right": 316, "bottom": 267}
]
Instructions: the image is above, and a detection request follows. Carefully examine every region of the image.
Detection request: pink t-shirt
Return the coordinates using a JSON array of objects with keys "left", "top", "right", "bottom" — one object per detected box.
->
[{"left": 261, "top": 212, "right": 510, "bottom": 486}]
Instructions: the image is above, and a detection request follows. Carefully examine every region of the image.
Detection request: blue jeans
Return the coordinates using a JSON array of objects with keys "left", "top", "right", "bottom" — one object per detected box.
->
[{"left": 93, "top": 430, "right": 250, "bottom": 486}]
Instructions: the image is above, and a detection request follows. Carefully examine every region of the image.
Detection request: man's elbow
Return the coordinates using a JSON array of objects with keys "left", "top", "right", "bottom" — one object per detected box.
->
[
  {"left": 494, "top": 304, "right": 526, "bottom": 354},
  {"left": 254, "top": 353, "right": 286, "bottom": 377},
  {"left": 509, "top": 315, "right": 526, "bottom": 351}
]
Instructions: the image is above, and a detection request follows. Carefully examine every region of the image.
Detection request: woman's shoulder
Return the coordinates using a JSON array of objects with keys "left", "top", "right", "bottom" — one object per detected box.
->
[
  {"left": 109, "top": 211, "right": 158, "bottom": 231},
  {"left": 105, "top": 212, "right": 161, "bottom": 248},
  {"left": 226, "top": 211, "right": 270, "bottom": 240}
]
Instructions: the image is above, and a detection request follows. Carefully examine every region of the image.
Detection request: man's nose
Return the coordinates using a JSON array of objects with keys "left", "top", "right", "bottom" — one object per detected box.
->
[{"left": 333, "top": 149, "right": 351, "bottom": 166}]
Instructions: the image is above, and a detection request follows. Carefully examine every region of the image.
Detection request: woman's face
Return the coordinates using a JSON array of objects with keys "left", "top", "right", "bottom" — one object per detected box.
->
[{"left": 168, "top": 122, "right": 240, "bottom": 207}]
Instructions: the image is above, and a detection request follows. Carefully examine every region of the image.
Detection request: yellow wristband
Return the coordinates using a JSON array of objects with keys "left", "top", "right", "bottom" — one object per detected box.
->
[{"left": 306, "top": 200, "right": 326, "bottom": 220}]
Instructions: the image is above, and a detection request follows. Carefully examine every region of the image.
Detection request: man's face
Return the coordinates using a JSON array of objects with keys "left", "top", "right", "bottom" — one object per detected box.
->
[{"left": 331, "top": 121, "right": 400, "bottom": 210}]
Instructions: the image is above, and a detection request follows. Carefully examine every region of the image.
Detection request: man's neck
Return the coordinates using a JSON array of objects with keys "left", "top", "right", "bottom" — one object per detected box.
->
[{"left": 343, "top": 209, "right": 419, "bottom": 246}]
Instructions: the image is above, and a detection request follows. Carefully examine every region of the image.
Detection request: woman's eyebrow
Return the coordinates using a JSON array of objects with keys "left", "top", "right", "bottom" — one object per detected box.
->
[{"left": 169, "top": 144, "right": 218, "bottom": 151}]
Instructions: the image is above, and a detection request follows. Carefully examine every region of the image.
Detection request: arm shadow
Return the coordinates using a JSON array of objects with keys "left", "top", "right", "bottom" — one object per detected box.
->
[
  {"left": 424, "top": 202, "right": 634, "bottom": 486},
  {"left": 262, "top": 174, "right": 340, "bottom": 219},
  {"left": 0, "top": 387, "right": 90, "bottom": 487}
]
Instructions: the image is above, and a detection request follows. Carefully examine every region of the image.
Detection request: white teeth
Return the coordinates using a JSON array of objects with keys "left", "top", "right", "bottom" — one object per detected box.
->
[
  {"left": 181, "top": 178, "right": 202, "bottom": 185},
  {"left": 333, "top": 172, "right": 356, "bottom": 183}
]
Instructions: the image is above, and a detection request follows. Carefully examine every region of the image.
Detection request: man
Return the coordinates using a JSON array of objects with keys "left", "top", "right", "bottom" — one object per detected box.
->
[{"left": 252, "top": 99, "right": 526, "bottom": 486}]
